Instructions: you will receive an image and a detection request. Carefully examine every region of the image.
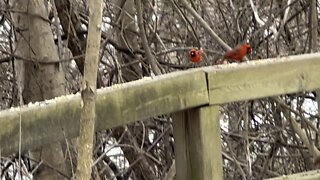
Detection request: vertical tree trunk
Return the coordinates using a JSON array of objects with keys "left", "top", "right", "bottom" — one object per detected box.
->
[
  {"left": 75, "top": 0, "right": 102, "bottom": 179},
  {"left": 11, "top": 0, "right": 68, "bottom": 179}
]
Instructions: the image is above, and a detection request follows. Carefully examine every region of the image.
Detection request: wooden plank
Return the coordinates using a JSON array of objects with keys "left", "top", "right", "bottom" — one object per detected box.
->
[
  {"left": 266, "top": 169, "right": 320, "bottom": 180},
  {"left": 0, "top": 69, "right": 209, "bottom": 155},
  {"left": 173, "top": 105, "right": 223, "bottom": 180},
  {"left": 95, "top": 69, "right": 209, "bottom": 128},
  {"left": 206, "top": 53, "right": 320, "bottom": 105},
  {"left": 172, "top": 111, "right": 189, "bottom": 180}
]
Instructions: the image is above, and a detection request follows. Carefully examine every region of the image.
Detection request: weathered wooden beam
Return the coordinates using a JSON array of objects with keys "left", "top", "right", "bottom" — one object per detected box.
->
[
  {"left": 266, "top": 169, "right": 320, "bottom": 180},
  {"left": 206, "top": 53, "right": 320, "bottom": 105},
  {"left": 0, "top": 69, "right": 209, "bottom": 155},
  {"left": 173, "top": 105, "right": 223, "bottom": 180}
]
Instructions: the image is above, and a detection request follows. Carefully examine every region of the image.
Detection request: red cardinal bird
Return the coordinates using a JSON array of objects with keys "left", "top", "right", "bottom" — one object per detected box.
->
[
  {"left": 189, "top": 48, "right": 203, "bottom": 63},
  {"left": 223, "top": 43, "right": 252, "bottom": 62}
]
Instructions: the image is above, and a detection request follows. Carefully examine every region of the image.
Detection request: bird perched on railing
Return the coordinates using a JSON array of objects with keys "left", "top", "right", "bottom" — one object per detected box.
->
[
  {"left": 223, "top": 43, "right": 252, "bottom": 62},
  {"left": 189, "top": 48, "right": 203, "bottom": 63}
]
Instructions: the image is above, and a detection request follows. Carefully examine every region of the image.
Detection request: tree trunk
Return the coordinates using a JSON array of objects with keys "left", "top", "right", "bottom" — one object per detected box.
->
[
  {"left": 75, "top": 0, "right": 102, "bottom": 179},
  {"left": 11, "top": 0, "right": 68, "bottom": 179}
]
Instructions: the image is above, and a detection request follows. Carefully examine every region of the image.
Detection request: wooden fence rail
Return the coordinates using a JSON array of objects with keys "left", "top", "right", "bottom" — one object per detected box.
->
[
  {"left": 0, "top": 69, "right": 209, "bottom": 155},
  {"left": 1, "top": 53, "right": 320, "bottom": 179}
]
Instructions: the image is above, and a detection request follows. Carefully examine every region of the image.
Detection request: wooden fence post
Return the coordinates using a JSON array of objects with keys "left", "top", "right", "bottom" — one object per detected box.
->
[{"left": 173, "top": 105, "right": 223, "bottom": 180}]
